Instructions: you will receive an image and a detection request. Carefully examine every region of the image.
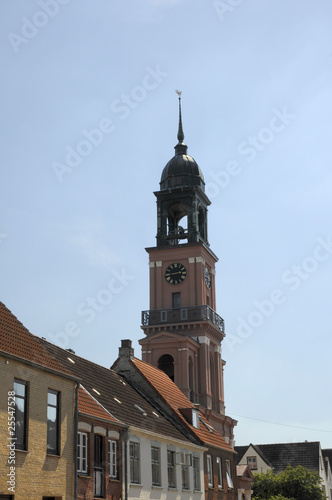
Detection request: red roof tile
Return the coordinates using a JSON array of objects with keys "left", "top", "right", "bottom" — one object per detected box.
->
[
  {"left": 133, "top": 357, "right": 233, "bottom": 452},
  {"left": 0, "top": 302, "right": 73, "bottom": 377}
]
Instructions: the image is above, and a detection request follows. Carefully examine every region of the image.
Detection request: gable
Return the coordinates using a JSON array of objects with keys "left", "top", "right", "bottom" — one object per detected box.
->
[{"left": 236, "top": 444, "right": 272, "bottom": 472}]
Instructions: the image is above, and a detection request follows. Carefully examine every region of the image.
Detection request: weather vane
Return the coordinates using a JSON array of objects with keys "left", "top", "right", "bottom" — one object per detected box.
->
[{"left": 175, "top": 89, "right": 182, "bottom": 97}]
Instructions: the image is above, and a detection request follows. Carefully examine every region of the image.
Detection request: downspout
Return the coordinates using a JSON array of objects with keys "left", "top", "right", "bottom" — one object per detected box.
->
[
  {"left": 123, "top": 427, "right": 129, "bottom": 500},
  {"left": 74, "top": 383, "right": 79, "bottom": 500}
]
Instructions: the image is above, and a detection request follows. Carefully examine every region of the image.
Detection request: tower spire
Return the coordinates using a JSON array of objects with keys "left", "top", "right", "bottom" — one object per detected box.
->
[{"left": 175, "top": 90, "right": 187, "bottom": 155}]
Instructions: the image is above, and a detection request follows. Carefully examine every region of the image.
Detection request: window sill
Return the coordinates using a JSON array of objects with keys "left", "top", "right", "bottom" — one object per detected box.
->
[
  {"left": 152, "top": 485, "right": 163, "bottom": 490},
  {"left": 14, "top": 448, "right": 28, "bottom": 453},
  {"left": 168, "top": 487, "right": 178, "bottom": 491},
  {"left": 78, "top": 474, "right": 91, "bottom": 478},
  {"left": 129, "top": 483, "right": 142, "bottom": 488},
  {"left": 109, "top": 478, "right": 120, "bottom": 482},
  {"left": 46, "top": 453, "right": 60, "bottom": 458}
]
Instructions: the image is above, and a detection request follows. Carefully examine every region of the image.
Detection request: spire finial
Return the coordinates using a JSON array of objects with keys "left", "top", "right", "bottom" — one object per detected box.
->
[
  {"left": 175, "top": 90, "right": 187, "bottom": 155},
  {"left": 175, "top": 90, "right": 184, "bottom": 143}
]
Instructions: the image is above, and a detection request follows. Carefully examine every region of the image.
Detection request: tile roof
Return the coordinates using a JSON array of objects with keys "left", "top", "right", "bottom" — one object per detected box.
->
[
  {"left": 78, "top": 385, "right": 118, "bottom": 423},
  {"left": 131, "top": 357, "right": 234, "bottom": 453},
  {"left": 39, "top": 338, "right": 193, "bottom": 444},
  {"left": 236, "top": 441, "right": 321, "bottom": 473},
  {"left": 0, "top": 301, "right": 73, "bottom": 377},
  {"left": 236, "top": 464, "right": 254, "bottom": 479}
]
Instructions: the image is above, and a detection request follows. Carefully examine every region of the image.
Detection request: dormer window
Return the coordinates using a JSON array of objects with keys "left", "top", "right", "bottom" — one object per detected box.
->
[{"left": 192, "top": 409, "right": 199, "bottom": 429}]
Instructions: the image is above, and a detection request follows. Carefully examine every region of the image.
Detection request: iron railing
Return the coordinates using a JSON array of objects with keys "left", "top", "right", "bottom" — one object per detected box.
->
[{"left": 141, "top": 305, "right": 224, "bottom": 333}]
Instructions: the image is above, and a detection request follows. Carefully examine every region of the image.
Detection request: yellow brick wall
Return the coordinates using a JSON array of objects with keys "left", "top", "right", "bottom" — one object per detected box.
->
[{"left": 0, "top": 354, "right": 77, "bottom": 500}]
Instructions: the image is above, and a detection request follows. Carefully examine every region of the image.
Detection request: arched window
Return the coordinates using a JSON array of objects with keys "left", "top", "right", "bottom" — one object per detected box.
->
[
  {"left": 158, "top": 354, "right": 174, "bottom": 381},
  {"left": 167, "top": 202, "right": 188, "bottom": 245}
]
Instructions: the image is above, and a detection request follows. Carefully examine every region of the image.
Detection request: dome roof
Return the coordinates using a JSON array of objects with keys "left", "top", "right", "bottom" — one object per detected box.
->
[{"left": 160, "top": 151, "right": 204, "bottom": 190}]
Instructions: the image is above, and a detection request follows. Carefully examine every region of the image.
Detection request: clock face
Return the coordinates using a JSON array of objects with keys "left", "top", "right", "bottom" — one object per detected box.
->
[
  {"left": 164, "top": 263, "right": 187, "bottom": 285},
  {"left": 205, "top": 267, "right": 211, "bottom": 288}
]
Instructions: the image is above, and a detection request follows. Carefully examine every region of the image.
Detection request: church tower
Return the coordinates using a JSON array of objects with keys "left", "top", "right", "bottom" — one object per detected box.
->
[{"left": 140, "top": 95, "right": 236, "bottom": 443}]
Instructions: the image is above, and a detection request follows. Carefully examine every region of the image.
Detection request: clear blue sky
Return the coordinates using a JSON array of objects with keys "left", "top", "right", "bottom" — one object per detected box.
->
[{"left": 1, "top": 1, "right": 332, "bottom": 448}]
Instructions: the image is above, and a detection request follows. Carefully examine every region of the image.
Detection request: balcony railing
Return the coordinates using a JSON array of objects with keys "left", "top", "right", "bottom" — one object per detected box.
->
[{"left": 141, "top": 305, "right": 224, "bottom": 333}]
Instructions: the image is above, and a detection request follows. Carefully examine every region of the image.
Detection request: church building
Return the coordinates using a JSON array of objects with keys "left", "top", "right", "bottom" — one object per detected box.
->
[{"left": 140, "top": 95, "right": 237, "bottom": 445}]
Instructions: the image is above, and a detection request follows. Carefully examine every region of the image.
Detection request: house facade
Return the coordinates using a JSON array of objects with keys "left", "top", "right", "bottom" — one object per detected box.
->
[{"left": 0, "top": 301, "right": 78, "bottom": 500}]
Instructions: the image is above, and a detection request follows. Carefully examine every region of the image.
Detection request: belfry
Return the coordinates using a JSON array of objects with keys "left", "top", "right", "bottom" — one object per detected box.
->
[{"left": 140, "top": 95, "right": 236, "bottom": 443}]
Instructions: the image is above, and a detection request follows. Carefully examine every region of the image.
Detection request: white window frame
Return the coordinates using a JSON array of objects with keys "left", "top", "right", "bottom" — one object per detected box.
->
[
  {"left": 151, "top": 446, "right": 161, "bottom": 486},
  {"left": 167, "top": 450, "right": 176, "bottom": 489},
  {"left": 216, "top": 457, "right": 222, "bottom": 488},
  {"left": 77, "top": 431, "right": 88, "bottom": 473},
  {"left": 193, "top": 456, "right": 201, "bottom": 491},
  {"left": 182, "top": 464, "right": 190, "bottom": 490},
  {"left": 226, "top": 459, "right": 233, "bottom": 489},
  {"left": 109, "top": 439, "right": 117, "bottom": 478},
  {"left": 129, "top": 441, "right": 140, "bottom": 484},
  {"left": 207, "top": 454, "right": 213, "bottom": 487}
]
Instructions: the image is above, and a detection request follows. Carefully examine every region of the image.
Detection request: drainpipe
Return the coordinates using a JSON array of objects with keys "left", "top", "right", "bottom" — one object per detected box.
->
[
  {"left": 123, "top": 427, "right": 129, "bottom": 500},
  {"left": 74, "top": 383, "right": 79, "bottom": 500}
]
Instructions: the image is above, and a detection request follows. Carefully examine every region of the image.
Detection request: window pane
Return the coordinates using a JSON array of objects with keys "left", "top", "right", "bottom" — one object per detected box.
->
[
  {"left": 14, "top": 381, "right": 26, "bottom": 397},
  {"left": 130, "top": 442, "right": 140, "bottom": 484},
  {"left": 193, "top": 456, "right": 200, "bottom": 491},
  {"left": 207, "top": 455, "right": 213, "bottom": 486},
  {"left": 109, "top": 440, "right": 117, "bottom": 478},
  {"left": 48, "top": 391, "right": 57, "bottom": 406},
  {"left": 47, "top": 390, "right": 59, "bottom": 454},
  {"left": 167, "top": 450, "right": 176, "bottom": 488},
  {"left": 14, "top": 380, "right": 27, "bottom": 450},
  {"left": 182, "top": 465, "right": 190, "bottom": 490},
  {"left": 47, "top": 406, "right": 57, "bottom": 423},
  {"left": 226, "top": 460, "right": 233, "bottom": 488},
  {"left": 151, "top": 446, "right": 161, "bottom": 486},
  {"left": 217, "top": 457, "right": 222, "bottom": 487}
]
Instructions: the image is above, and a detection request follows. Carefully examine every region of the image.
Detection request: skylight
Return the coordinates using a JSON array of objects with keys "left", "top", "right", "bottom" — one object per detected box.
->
[
  {"left": 67, "top": 357, "right": 75, "bottom": 363},
  {"left": 134, "top": 404, "right": 147, "bottom": 416},
  {"left": 92, "top": 388, "right": 100, "bottom": 395},
  {"left": 199, "top": 416, "right": 214, "bottom": 433}
]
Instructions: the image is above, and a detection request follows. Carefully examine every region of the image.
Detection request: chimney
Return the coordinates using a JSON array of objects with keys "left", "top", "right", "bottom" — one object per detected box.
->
[{"left": 119, "top": 339, "right": 134, "bottom": 359}]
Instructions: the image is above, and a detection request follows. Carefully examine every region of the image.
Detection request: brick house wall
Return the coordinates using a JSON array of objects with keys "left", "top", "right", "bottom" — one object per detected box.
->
[
  {"left": 0, "top": 354, "right": 76, "bottom": 500},
  {"left": 205, "top": 449, "right": 237, "bottom": 500},
  {"left": 77, "top": 416, "right": 123, "bottom": 500}
]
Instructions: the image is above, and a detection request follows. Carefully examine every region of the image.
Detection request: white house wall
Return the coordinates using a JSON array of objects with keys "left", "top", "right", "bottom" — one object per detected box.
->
[{"left": 125, "top": 428, "right": 205, "bottom": 500}]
